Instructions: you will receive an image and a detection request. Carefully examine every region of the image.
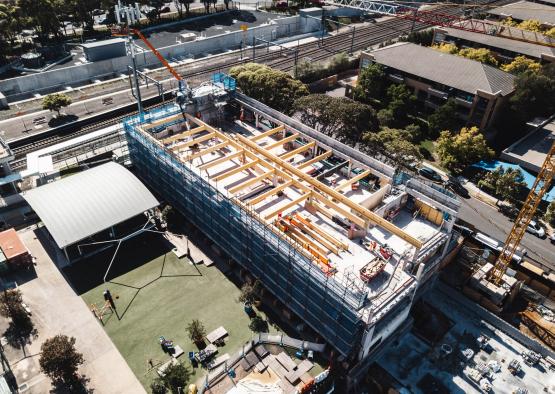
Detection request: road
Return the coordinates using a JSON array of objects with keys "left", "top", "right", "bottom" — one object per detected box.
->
[{"left": 458, "top": 194, "right": 554, "bottom": 272}]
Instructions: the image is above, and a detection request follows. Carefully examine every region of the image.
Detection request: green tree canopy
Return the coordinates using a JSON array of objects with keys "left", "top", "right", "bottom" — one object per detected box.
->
[
  {"left": 294, "top": 94, "right": 378, "bottom": 144},
  {"left": 477, "top": 167, "right": 527, "bottom": 203},
  {"left": 42, "top": 93, "right": 72, "bottom": 116},
  {"left": 186, "top": 319, "right": 206, "bottom": 344},
  {"left": 379, "top": 83, "right": 416, "bottom": 127},
  {"left": 501, "top": 56, "right": 542, "bottom": 75},
  {"left": 0, "top": 2, "right": 21, "bottom": 48},
  {"left": 544, "top": 200, "right": 555, "bottom": 226},
  {"left": 39, "top": 335, "right": 84, "bottom": 387},
  {"left": 510, "top": 64, "right": 555, "bottom": 121},
  {"left": 229, "top": 63, "right": 309, "bottom": 115},
  {"left": 457, "top": 47, "right": 498, "bottom": 66},
  {"left": 436, "top": 126, "right": 494, "bottom": 172},
  {"left": 154, "top": 362, "right": 191, "bottom": 394},
  {"left": 353, "top": 62, "right": 387, "bottom": 103},
  {"left": 18, "top": 0, "right": 61, "bottom": 41},
  {"left": 428, "top": 99, "right": 460, "bottom": 137},
  {"left": 432, "top": 43, "right": 458, "bottom": 54},
  {"left": 362, "top": 126, "right": 422, "bottom": 167}
]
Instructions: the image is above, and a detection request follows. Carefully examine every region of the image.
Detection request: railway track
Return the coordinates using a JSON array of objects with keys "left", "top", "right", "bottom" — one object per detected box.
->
[{"left": 9, "top": 0, "right": 515, "bottom": 169}]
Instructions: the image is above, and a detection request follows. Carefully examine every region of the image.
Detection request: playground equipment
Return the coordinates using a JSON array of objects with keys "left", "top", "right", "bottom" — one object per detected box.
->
[{"left": 90, "top": 300, "right": 113, "bottom": 322}]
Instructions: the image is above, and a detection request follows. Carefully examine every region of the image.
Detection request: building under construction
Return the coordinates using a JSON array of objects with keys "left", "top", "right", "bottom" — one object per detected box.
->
[{"left": 123, "top": 87, "right": 461, "bottom": 388}]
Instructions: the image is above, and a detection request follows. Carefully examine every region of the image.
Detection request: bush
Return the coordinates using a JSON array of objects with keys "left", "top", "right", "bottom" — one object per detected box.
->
[{"left": 249, "top": 316, "right": 268, "bottom": 333}]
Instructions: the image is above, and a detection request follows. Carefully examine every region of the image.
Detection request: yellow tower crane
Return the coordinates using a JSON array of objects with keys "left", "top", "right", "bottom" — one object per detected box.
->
[{"left": 489, "top": 141, "right": 555, "bottom": 285}]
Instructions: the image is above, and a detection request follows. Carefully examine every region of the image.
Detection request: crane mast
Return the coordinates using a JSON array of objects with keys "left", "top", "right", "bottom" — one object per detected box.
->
[{"left": 489, "top": 141, "right": 555, "bottom": 285}]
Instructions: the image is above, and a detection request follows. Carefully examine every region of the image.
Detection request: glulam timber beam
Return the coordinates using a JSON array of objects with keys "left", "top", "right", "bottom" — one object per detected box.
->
[
  {"left": 170, "top": 132, "right": 216, "bottom": 151},
  {"left": 211, "top": 160, "right": 260, "bottom": 182},
  {"left": 162, "top": 125, "right": 206, "bottom": 144},
  {"left": 236, "top": 135, "right": 423, "bottom": 248},
  {"left": 184, "top": 141, "right": 229, "bottom": 162},
  {"left": 263, "top": 133, "right": 300, "bottom": 151},
  {"left": 335, "top": 170, "right": 372, "bottom": 192},
  {"left": 145, "top": 113, "right": 186, "bottom": 131},
  {"left": 263, "top": 192, "right": 312, "bottom": 221},
  {"left": 228, "top": 171, "right": 275, "bottom": 194},
  {"left": 248, "top": 180, "right": 295, "bottom": 205},
  {"left": 296, "top": 151, "right": 333, "bottom": 170},
  {"left": 250, "top": 125, "right": 285, "bottom": 141},
  {"left": 198, "top": 150, "right": 244, "bottom": 171},
  {"left": 280, "top": 141, "right": 316, "bottom": 160},
  {"left": 310, "top": 193, "right": 366, "bottom": 229}
]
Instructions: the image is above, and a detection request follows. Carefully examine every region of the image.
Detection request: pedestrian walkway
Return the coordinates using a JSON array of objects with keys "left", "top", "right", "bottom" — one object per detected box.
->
[{"left": 12, "top": 227, "right": 146, "bottom": 393}]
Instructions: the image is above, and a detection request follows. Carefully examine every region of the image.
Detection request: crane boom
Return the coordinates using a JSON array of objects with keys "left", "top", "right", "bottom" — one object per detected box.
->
[{"left": 489, "top": 141, "right": 555, "bottom": 285}]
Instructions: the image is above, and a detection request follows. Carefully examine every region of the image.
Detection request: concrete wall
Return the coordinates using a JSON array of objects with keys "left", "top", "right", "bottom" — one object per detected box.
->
[{"left": 0, "top": 15, "right": 320, "bottom": 101}]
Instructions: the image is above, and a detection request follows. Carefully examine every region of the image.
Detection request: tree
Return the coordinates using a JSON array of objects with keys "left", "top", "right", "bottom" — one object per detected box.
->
[
  {"left": 477, "top": 167, "right": 527, "bottom": 203},
  {"left": 517, "top": 19, "right": 542, "bottom": 32},
  {"left": 0, "top": 289, "right": 24, "bottom": 319},
  {"left": 362, "top": 127, "right": 422, "bottom": 167},
  {"left": 68, "top": 0, "right": 99, "bottom": 32},
  {"left": 229, "top": 63, "right": 309, "bottom": 115},
  {"left": 42, "top": 93, "right": 72, "bottom": 116},
  {"left": 18, "top": 0, "right": 61, "bottom": 42},
  {"left": 249, "top": 316, "right": 268, "bottom": 333},
  {"left": 186, "top": 319, "right": 206, "bottom": 344},
  {"left": 223, "top": 0, "right": 231, "bottom": 10},
  {"left": 39, "top": 335, "right": 84, "bottom": 387},
  {"left": 501, "top": 56, "right": 542, "bottom": 74},
  {"left": 353, "top": 62, "right": 387, "bottom": 103},
  {"left": 154, "top": 363, "right": 190, "bottom": 394},
  {"left": 544, "top": 200, "right": 555, "bottom": 226},
  {"left": 381, "top": 84, "right": 416, "bottom": 127},
  {"left": 175, "top": 0, "right": 194, "bottom": 17},
  {"left": 202, "top": 0, "right": 210, "bottom": 13},
  {"left": 238, "top": 279, "right": 261, "bottom": 304},
  {"left": 436, "top": 126, "right": 495, "bottom": 172},
  {"left": 501, "top": 17, "right": 518, "bottom": 27},
  {"left": 432, "top": 43, "right": 458, "bottom": 54},
  {"left": 457, "top": 47, "right": 498, "bottom": 66},
  {"left": 510, "top": 65, "right": 555, "bottom": 121},
  {"left": 401, "top": 29, "right": 434, "bottom": 46},
  {"left": 0, "top": 2, "right": 21, "bottom": 49},
  {"left": 294, "top": 94, "right": 378, "bottom": 143},
  {"left": 148, "top": 0, "right": 165, "bottom": 20},
  {"left": 428, "top": 99, "right": 460, "bottom": 137},
  {"left": 546, "top": 27, "right": 555, "bottom": 39}
]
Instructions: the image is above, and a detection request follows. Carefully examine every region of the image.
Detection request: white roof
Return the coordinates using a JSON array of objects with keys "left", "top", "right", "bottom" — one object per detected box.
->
[{"left": 22, "top": 162, "right": 158, "bottom": 248}]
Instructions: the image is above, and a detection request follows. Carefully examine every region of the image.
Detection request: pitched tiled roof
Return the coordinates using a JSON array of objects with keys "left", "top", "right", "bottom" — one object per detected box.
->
[
  {"left": 369, "top": 42, "right": 516, "bottom": 96},
  {"left": 488, "top": 1, "right": 555, "bottom": 25}
]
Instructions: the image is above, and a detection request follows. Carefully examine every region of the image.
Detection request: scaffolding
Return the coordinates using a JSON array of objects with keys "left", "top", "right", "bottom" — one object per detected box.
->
[{"left": 123, "top": 105, "right": 368, "bottom": 356}]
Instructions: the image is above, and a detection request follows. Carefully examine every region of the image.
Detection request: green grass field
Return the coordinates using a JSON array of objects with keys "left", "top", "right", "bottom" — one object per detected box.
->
[{"left": 72, "top": 235, "right": 273, "bottom": 390}]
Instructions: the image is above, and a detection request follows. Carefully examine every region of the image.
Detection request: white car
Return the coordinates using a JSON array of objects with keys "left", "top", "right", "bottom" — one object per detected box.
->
[{"left": 526, "top": 220, "right": 545, "bottom": 238}]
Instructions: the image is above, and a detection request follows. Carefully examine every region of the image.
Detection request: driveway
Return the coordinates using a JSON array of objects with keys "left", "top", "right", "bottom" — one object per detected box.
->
[{"left": 4, "top": 226, "right": 145, "bottom": 394}]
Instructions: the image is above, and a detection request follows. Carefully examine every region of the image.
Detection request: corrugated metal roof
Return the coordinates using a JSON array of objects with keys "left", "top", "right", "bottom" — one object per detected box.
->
[
  {"left": 369, "top": 42, "right": 516, "bottom": 96},
  {"left": 438, "top": 26, "right": 555, "bottom": 60},
  {"left": 22, "top": 162, "right": 158, "bottom": 249},
  {"left": 488, "top": 1, "right": 555, "bottom": 25}
]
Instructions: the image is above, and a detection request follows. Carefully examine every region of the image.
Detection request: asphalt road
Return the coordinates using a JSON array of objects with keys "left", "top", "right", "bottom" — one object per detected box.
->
[{"left": 458, "top": 194, "right": 554, "bottom": 272}]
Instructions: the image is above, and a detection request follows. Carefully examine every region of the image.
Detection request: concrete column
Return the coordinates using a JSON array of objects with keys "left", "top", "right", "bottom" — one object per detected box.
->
[
  {"left": 440, "top": 232, "right": 454, "bottom": 259},
  {"left": 347, "top": 160, "right": 353, "bottom": 177},
  {"left": 255, "top": 113, "right": 260, "bottom": 128},
  {"left": 63, "top": 247, "right": 70, "bottom": 264}
]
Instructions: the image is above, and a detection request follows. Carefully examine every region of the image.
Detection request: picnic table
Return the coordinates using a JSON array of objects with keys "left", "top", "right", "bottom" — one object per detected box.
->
[
  {"left": 195, "top": 344, "right": 218, "bottom": 363},
  {"left": 206, "top": 326, "right": 228, "bottom": 344}
]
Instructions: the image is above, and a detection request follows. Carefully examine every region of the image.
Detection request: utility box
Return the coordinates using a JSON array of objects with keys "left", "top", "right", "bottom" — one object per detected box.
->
[{"left": 81, "top": 38, "right": 127, "bottom": 62}]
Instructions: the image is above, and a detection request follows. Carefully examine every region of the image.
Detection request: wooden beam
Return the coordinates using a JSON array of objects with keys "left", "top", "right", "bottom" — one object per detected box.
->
[
  {"left": 283, "top": 222, "right": 330, "bottom": 256},
  {"left": 294, "top": 213, "right": 349, "bottom": 250},
  {"left": 228, "top": 171, "right": 275, "bottom": 194},
  {"left": 171, "top": 132, "right": 216, "bottom": 151},
  {"left": 264, "top": 133, "right": 300, "bottom": 151},
  {"left": 335, "top": 170, "right": 372, "bottom": 192},
  {"left": 263, "top": 192, "right": 311, "bottom": 221},
  {"left": 236, "top": 135, "right": 423, "bottom": 249},
  {"left": 248, "top": 180, "right": 295, "bottom": 205},
  {"left": 310, "top": 193, "right": 366, "bottom": 229},
  {"left": 296, "top": 151, "right": 333, "bottom": 170},
  {"left": 145, "top": 113, "right": 185, "bottom": 131},
  {"left": 287, "top": 217, "right": 339, "bottom": 255},
  {"left": 280, "top": 141, "right": 316, "bottom": 160},
  {"left": 184, "top": 141, "right": 229, "bottom": 162},
  {"left": 162, "top": 125, "right": 206, "bottom": 144},
  {"left": 198, "top": 150, "right": 244, "bottom": 171},
  {"left": 211, "top": 160, "right": 259, "bottom": 182},
  {"left": 250, "top": 125, "right": 285, "bottom": 142}
]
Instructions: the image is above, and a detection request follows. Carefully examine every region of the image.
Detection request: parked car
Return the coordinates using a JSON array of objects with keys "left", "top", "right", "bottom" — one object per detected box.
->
[
  {"left": 418, "top": 167, "right": 442, "bottom": 183},
  {"left": 549, "top": 233, "right": 555, "bottom": 244},
  {"left": 444, "top": 176, "right": 469, "bottom": 198},
  {"left": 526, "top": 220, "right": 545, "bottom": 238},
  {"left": 92, "top": 8, "right": 105, "bottom": 15},
  {"left": 498, "top": 203, "right": 519, "bottom": 219},
  {"left": 161, "top": 6, "right": 171, "bottom": 13}
]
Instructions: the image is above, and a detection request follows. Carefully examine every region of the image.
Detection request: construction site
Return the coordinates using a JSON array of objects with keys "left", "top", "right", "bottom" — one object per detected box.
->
[{"left": 122, "top": 82, "right": 462, "bottom": 387}]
